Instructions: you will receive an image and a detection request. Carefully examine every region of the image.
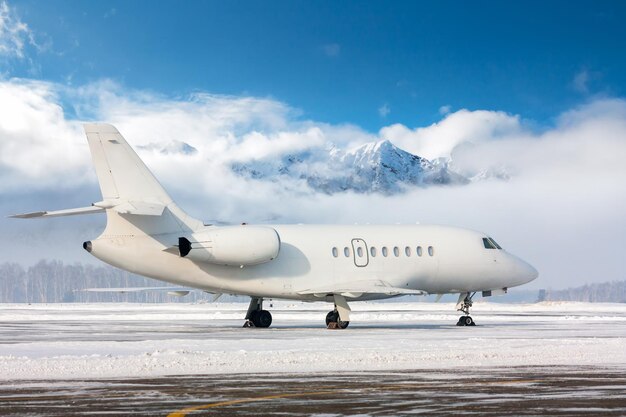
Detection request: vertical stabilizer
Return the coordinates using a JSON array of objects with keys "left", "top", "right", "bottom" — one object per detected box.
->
[
  {"left": 84, "top": 124, "right": 172, "bottom": 203},
  {"left": 83, "top": 123, "right": 202, "bottom": 234}
]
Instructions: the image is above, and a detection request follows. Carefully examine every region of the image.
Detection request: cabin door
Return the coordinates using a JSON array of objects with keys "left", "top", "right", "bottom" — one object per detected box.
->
[{"left": 351, "top": 238, "right": 369, "bottom": 267}]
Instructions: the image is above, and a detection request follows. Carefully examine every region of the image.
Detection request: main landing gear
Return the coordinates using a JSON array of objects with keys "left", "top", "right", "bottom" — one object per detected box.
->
[
  {"left": 456, "top": 292, "right": 476, "bottom": 326},
  {"left": 325, "top": 310, "right": 349, "bottom": 329},
  {"left": 326, "top": 294, "right": 351, "bottom": 329},
  {"left": 243, "top": 297, "right": 272, "bottom": 328}
]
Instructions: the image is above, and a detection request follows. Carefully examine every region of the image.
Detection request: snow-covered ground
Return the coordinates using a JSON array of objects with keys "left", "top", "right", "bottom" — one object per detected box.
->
[{"left": 1, "top": 301, "right": 625, "bottom": 380}]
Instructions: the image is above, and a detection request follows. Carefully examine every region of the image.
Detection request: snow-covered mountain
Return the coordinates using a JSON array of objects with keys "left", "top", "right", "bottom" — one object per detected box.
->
[
  {"left": 232, "top": 139, "right": 469, "bottom": 194},
  {"left": 139, "top": 141, "right": 198, "bottom": 155}
]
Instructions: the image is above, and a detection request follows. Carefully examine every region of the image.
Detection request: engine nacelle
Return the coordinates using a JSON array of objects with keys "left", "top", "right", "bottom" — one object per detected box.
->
[{"left": 179, "top": 226, "right": 280, "bottom": 267}]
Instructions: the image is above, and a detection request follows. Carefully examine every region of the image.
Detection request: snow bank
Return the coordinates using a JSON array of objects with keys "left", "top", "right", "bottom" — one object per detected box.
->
[{"left": 1, "top": 302, "right": 625, "bottom": 380}]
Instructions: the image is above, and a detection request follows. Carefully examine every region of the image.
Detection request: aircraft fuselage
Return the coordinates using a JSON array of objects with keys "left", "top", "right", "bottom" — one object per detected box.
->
[{"left": 87, "top": 223, "right": 537, "bottom": 302}]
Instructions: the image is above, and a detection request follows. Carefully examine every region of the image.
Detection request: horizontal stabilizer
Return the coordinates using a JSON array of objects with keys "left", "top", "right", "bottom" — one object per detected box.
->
[
  {"left": 10, "top": 198, "right": 167, "bottom": 219},
  {"left": 298, "top": 280, "right": 428, "bottom": 299},
  {"left": 9, "top": 206, "right": 105, "bottom": 219}
]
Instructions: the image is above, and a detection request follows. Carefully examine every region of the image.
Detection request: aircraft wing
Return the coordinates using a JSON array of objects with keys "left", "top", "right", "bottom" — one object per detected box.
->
[
  {"left": 78, "top": 287, "right": 222, "bottom": 300},
  {"left": 297, "top": 280, "right": 428, "bottom": 299}
]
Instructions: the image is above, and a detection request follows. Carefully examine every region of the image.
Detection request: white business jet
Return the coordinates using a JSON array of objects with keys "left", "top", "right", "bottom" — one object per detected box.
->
[{"left": 13, "top": 124, "right": 538, "bottom": 328}]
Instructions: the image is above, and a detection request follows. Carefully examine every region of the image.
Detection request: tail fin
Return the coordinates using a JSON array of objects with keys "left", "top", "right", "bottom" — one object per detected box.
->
[
  {"left": 84, "top": 124, "right": 171, "bottom": 205},
  {"left": 12, "top": 123, "right": 203, "bottom": 235},
  {"left": 84, "top": 123, "right": 202, "bottom": 235}
]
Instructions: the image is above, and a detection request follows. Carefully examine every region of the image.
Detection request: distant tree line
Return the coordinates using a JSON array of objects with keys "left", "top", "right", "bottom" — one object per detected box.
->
[
  {"left": 542, "top": 281, "right": 626, "bottom": 303},
  {"left": 1, "top": 260, "right": 624, "bottom": 303},
  {"left": 0, "top": 260, "right": 240, "bottom": 303}
]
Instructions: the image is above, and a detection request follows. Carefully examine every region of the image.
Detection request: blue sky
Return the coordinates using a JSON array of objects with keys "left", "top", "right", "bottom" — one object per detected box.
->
[{"left": 7, "top": 0, "right": 626, "bottom": 130}]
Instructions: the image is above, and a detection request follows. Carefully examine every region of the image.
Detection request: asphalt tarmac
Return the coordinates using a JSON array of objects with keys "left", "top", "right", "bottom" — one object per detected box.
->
[{"left": 1, "top": 366, "right": 625, "bottom": 416}]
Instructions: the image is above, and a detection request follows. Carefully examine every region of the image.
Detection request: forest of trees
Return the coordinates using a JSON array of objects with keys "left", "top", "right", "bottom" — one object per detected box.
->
[
  {"left": 0, "top": 260, "right": 624, "bottom": 303},
  {"left": 543, "top": 281, "right": 626, "bottom": 303},
  {"left": 0, "top": 260, "right": 228, "bottom": 303}
]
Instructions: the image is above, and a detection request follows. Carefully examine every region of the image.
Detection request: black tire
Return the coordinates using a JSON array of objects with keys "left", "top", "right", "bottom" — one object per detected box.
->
[
  {"left": 254, "top": 310, "right": 272, "bottom": 328},
  {"left": 337, "top": 320, "right": 349, "bottom": 329},
  {"left": 463, "top": 316, "right": 474, "bottom": 326},
  {"left": 326, "top": 311, "right": 339, "bottom": 326},
  {"left": 249, "top": 310, "right": 260, "bottom": 326},
  {"left": 456, "top": 316, "right": 465, "bottom": 326}
]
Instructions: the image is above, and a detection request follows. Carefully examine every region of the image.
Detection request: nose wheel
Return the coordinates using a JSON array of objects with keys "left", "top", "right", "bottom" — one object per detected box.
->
[
  {"left": 455, "top": 292, "right": 477, "bottom": 326},
  {"left": 457, "top": 315, "right": 475, "bottom": 326}
]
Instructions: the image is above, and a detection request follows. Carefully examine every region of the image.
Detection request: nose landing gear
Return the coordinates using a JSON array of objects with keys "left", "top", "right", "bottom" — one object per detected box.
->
[{"left": 456, "top": 292, "right": 476, "bottom": 326}]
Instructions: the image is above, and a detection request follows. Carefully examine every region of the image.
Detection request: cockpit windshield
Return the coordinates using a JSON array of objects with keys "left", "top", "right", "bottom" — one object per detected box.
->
[{"left": 483, "top": 237, "right": 502, "bottom": 250}]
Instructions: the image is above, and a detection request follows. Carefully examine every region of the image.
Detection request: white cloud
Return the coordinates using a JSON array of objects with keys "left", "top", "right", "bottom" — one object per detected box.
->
[
  {"left": 378, "top": 103, "right": 390, "bottom": 118},
  {"left": 0, "top": 1, "right": 36, "bottom": 59},
  {"left": 380, "top": 109, "right": 522, "bottom": 160},
  {"left": 0, "top": 80, "right": 91, "bottom": 191},
  {"left": 1, "top": 78, "right": 625, "bottom": 289},
  {"left": 438, "top": 105, "right": 451, "bottom": 115}
]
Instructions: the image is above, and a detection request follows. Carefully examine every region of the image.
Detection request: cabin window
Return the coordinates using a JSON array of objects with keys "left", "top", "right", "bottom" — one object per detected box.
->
[
  {"left": 393, "top": 246, "right": 400, "bottom": 257},
  {"left": 332, "top": 247, "right": 338, "bottom": 257},
  {"left": 428, "top": 246, "right": 434, "bottom": 256},
  {"left": 344, "top": 247, "right": 350, "bottom": 257},
  {"left": 357, "top": 247, "right": 364, "bottom": 257},
  {"left": 416, "top": 246, "right": 423, "bottom": 257},
  {"left": 382, "top": 247, "right": 388, "bottom": 257},
  {"left": 370, "top": 247, "right": 377, "bottom": 257},
  {"left": 405, "top": 246, "right": 411, "bottom": 257}
]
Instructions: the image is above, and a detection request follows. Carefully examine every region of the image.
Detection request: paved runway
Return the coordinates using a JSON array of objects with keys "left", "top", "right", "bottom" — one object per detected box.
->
[
  {"left": 2, "top": 302, "right": 626, "bottom": 415},
  {"left": 2, "top": 366, "right": 625, "bottom": 416}
]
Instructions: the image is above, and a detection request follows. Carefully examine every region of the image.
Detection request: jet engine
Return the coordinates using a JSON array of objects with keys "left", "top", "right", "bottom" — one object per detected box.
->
[{"left": 179, "top": 226, "right": 280, "bottom": 267}]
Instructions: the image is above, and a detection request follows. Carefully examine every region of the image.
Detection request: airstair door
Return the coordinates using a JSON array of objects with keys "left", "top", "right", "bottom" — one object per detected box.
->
[{"left": 351, "top": 238, "right": 369, "bottom": 267}]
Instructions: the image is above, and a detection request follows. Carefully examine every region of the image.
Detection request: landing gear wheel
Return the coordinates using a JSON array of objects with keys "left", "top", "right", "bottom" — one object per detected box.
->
[
  {"left": 244, "top": 297, "right": 272, "bottom": 328},
  {"left": 325, "top": 311, "right": 339, "bottom": 326},
  {"left": 251, "top": 310, "right": 272, "bottom": 328},
  {"left": 455, "top": 292, "right": 477, "bottom": 326},
  {"left": 456, "top": 315, "right": 475, "bottom": 326},
  {"left": 326, "top": 310, "right": 349, "bottom": 329}
]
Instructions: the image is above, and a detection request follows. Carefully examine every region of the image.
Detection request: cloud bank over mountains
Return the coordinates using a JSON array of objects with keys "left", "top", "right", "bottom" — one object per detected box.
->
[
  {"left": 2, "top": 77, "right": 625, "bottom": 196},
  {"left": 0, "top": 77, "right": 625, "bottom": 288}
]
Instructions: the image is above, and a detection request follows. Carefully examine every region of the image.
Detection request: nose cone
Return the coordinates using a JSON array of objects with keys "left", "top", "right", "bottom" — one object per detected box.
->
[{"left": 512, "top": 255, "right": 539, "bottom": 285}]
